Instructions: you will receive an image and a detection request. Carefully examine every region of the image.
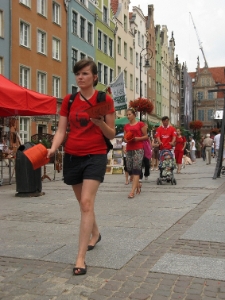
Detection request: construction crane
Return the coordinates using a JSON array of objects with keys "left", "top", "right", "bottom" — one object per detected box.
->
[{"left": 189, "top": 12, "right": 208, "bottom": 68}]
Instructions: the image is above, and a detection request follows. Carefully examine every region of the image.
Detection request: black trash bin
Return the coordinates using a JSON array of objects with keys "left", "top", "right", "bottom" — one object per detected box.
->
[{"left": 15, "top": 142, "right": 42, "bottom": 196}]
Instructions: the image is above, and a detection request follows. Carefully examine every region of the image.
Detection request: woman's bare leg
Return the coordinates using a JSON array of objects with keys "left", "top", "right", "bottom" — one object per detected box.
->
[{"left": 72, "top": 179, "right": 100, "bottom": 271}]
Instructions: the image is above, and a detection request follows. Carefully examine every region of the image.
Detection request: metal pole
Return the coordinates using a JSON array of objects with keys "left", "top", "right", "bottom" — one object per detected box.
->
[{"left": 213, "top": 89, "right": 225, "bottom": 179}]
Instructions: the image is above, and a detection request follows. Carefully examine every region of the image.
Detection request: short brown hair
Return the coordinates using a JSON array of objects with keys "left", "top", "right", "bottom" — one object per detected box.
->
[{"left": 73, "top": 58, "right": 98, "bottom": 86}]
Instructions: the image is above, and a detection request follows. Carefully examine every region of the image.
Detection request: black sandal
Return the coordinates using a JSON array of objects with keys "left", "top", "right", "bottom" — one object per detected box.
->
[
  {"left": 87, "top": 233, "right": 101, "bottom": 251},
  {"left": 73, "top": 263, "right": 87, "bottom": 276}
]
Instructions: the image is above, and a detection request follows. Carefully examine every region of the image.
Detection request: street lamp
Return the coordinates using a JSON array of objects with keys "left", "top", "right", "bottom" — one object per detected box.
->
[{"left": 139, "top": 46, "right": 153, "bottom": 121}]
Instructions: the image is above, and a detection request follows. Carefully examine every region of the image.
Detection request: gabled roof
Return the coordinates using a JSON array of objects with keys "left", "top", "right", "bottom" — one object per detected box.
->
[{"left": 189, "top": 67, "right": 225, "bottom": 98}]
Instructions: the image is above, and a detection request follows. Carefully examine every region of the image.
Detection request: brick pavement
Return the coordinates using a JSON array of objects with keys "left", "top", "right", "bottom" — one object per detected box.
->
[{"left": 1, "top": 161, "right": 225, "bottom": 299}]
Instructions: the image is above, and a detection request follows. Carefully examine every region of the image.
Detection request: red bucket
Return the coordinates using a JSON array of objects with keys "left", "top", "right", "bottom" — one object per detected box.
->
[{"left": 24, "top": 144, "right": 50, "bottom": 170}]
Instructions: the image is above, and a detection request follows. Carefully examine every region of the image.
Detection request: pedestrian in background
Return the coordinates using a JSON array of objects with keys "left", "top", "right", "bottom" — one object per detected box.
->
[
  {"left": 124, "top": 108, "right": 148, "bottom": 198},
  {"left": 122, "top": 139, "right": 129, "bottom": 185},
  {"left": 174, "top": 128, "right": 186, "bottom": 174},
  {"left": 47, "top": 59, "right": 115, "bottom": 276},
  {"left": 214, "top": 129, "right": 221, "bottom": 161},
  {"left": 155, "top": 116, "right": 176, "bottom": 151},
  {"left": 200, "top": 135, "right": 206, "bottom": 161},
  {"left": 189, "top": 136, "right": 196, "bottom": 163},
  {"left": 203, "top": 134, "right": 213, "bottom": 165},
  {"left": 151, "top": 135, "right": 160, "bottom": 170}
]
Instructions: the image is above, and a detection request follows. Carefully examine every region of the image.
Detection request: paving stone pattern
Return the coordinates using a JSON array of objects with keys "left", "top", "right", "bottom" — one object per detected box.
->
[{"left": 0, "top": 159, "right": 225, "bottom": 299}]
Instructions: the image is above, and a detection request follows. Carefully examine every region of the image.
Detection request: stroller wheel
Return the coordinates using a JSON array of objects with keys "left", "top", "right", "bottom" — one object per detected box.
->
[
  {"left": 173, "top": 178, "right": 177, "bottom": 185},
  {"left": 157, "top": 178, "right": 160, "bottom": 185},
  {"left": 159, "top": 179, "right": 162, "bottom": 185},
  {"left": 171, "top": 180, "right": 173, "bottom": 185}
]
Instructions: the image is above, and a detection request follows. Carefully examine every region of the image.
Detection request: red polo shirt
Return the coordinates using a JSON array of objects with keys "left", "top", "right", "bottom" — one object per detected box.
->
[{"left": 155, "top": 125, "right": 177, "bottom": 150}]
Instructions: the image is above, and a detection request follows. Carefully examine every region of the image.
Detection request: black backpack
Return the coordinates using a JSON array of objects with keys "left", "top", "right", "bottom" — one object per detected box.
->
[{"left": 67, "top": 91, "right": 113, "bottom": 153}]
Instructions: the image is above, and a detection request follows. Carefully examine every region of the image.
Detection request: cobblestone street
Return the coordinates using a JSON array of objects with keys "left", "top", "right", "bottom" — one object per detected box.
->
[{"left": 0, "top": 158, "right": 225, "bottom": 299}]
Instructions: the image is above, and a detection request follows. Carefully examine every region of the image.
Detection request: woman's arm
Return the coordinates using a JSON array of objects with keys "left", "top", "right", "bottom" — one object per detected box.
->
[
  {"left": 182, "top": 142, "right": 187, "bottom": 151},
  {"left": 91, "top": 112, "right": 115, "bottom": 140},
  {"left": 47, "top": 115, "right": 68, "bottom": 157}
]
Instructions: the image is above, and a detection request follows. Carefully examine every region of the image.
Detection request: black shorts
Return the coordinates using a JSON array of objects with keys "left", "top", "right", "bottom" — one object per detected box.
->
[{"left": 63, "top": 153, "right": 107, "bottom": 185}]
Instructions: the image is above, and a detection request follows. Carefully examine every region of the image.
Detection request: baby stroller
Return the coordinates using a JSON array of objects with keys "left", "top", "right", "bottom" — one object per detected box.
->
[{"left": 156, "top": 149, "right": 177, "bottom": 185}]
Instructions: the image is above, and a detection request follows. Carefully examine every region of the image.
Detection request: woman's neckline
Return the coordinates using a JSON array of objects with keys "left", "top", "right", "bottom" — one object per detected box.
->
[{"left": 129, "top": 121, "right": 138, "bottom": 126}]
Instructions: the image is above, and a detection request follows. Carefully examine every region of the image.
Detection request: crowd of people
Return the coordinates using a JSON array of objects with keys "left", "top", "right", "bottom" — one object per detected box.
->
[{"left": 122, "top": 115, "right": 223, "bottom": 188}]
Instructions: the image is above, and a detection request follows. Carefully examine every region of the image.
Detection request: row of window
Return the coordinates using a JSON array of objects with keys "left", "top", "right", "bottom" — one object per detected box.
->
[
  {"left": 20, "top": 65, "right": 61, "bottom": 98},
  {"left": 197, "top": 91, "right": 215, "bottom": 100},
  {"left": 72, "top": 10, "right": 94, "bottom": 45},
  {"left": 97, "top": 30, "right": 114, "bottom": 57},
  {"left": 198, "top": 109, "right": 214, "bottom": 121},
  {"left": 19, "top": 0, "right": 61, "bottom": 25},
  {"left": 20, "top": 20, "right": 61, "bottom": 60}
]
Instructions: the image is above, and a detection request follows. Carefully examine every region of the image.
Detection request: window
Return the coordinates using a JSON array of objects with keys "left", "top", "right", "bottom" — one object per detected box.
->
[
  {"left": 72, "top": 11, "right": 77, "bottom": 35},
  {"left": 53, "top": 2, "right": 60, "bottom": 25},
  {"left": 37, "top": 0, "right": 46, "bottom": 16},
  {"left": 20, "top": 118, "right": 30, "bottom": 144},
  {"left": 136, "top": 78, "right": 139, "bottom": 94},
  {"left": 198, "top": 109, "right": 204, "bottom": 121},
  {"left": 0, "top": 10, "right": 3, "bottom": 37},
  {"left": 208, "top": 109, "right": 213, "bottom": 121},
  {"left": 103, "top": 34, "right": 107, "bottom": 54},
  {"left": 141, "top": 35, "right": 144, "bottom": 48},
  {"left": 138, "top": 31, "right": 140, "bottom": 46},
  {"left": 197, "top": 91, "right": 204, "bottom": 100},
  {"left": 72, "top": 48, "right": 78, "bottom": 69},
  {"left": 130, "top": 48, "right": 133, "bottom": 64},
  {"left": 98, "top": 30, "right": 102, "bottom": 50},
  {"left": 98, "top": 62, "right": 102, "bottom": 83},
  {"left": 52, "top": 76, "right": 60, "bottom": 97},
  {"left": 124, "top": 42, "right": 127, "bottom": 59},
  {"left": 37, "top": 30, "right": 46, "bottom": 54},
  {"left": 20, "top": 66, "right": 30, "bottom": 88},
  {"left": 208, "top": 91, "right": 214, "bottom": 100},
  {"left": 117, "top": 37, "right": 121, "bottom": 55},
  {"left": 52, "top": 38, "right": 60, "bottom": 60},
  {"left": 136, "top": 52, "right": 138, "bottom": 68},
  {"left": 124, "top": 70, "right": 127, "bottom": 88},
  {"left": 144, "top": 83, "right": 147, "bottom": 97},
  {"left": 103, "top": 6, "right": 107, "bottom": 23},
  {"left": 124, "top": 15, "right": 127, "bottom": 31},
  {"left": 117, "top": 66, "right": 121, "bottom": 76},
  {"left": 87, "top": 22, "right": 93, "bottom": 44},
  {"left": 80, "top": 52, "right": 85, "bottom": 60},
  {"left": 0, "top": 57, "right": 3, "bottom": 74},
  {"left": 104, "top": 66, "right": 108, "bottom": 85},
  {"left": 130, "top": 74, "right": 133, "bottom": 90},
  {"left": 20, "top": 21, "right": 30, "bottom": 47},
  {"left": 109, "top": 38, "right": 113, "bottom": 57},
  {"left": 37, "top": 72, "right": 46, "bottom": 94},
  {"left": 110, "top": 69, "right": 113, "bottom": 83},
  {"left": 80, "top": 16, "right": 85, "bottom": 39},
  {"left": 20, "top": 0, "right": 31, "bottom": 7}
]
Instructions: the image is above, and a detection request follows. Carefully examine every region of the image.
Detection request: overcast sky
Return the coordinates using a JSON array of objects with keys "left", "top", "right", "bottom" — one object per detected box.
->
[{"left": 129, "top": 0, "right": 225, "bottom": 72}]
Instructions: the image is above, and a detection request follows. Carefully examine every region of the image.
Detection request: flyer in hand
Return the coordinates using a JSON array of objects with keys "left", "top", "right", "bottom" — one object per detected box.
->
[{"left": 85, "top": 101, "right": 113, "bottom": 118}]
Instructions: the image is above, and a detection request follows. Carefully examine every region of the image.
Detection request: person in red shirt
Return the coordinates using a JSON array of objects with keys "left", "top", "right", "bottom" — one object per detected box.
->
[
  {"left": 124, "top": 108, "right": 148, "bottom": 198},
  {"left": 155, "top": 116, "right": 176, "bottom": 150},
  {"left": 174, "top": 128, "right": 187, "bottom": 173},
  {"left": 47, "top": 59, "right": 115, "bottom": 276}
]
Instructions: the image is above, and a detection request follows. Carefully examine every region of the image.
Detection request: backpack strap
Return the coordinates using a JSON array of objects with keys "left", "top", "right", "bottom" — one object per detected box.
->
[
  {"left": 68, "top": 92, "right": 78, "bottom": 116},
  {"left": 67, "top": 91, "right": 106, "bottom": 114}
]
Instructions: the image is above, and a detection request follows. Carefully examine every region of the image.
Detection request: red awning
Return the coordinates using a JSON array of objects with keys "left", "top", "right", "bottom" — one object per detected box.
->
[{"left": 0, "top": 75, "right": 57, "bottom": 117}]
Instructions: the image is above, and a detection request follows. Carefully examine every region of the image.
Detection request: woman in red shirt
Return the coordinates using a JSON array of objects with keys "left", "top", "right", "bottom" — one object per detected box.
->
[
  {"left": 124, "top": 108, "right": 148, "bottom": 198},
  {"left": 47, "top": 59, "right": 115, "bottom": 276},
  {"left": 174, "top": 128, "right": 186, "bottom": 174}
]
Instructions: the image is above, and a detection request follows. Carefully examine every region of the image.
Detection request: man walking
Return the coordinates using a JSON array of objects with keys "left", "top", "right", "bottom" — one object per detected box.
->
[
  {"left": 155, "top": 116, "right": 176, "bottom": 150},
  {"left": 203, "top": 134, "right": 213, "bottom": 165}
]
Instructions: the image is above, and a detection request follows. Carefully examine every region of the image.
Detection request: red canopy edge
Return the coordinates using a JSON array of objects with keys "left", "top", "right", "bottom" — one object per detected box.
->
[{"left": 0, "top": 75, "right": 57, "bottom": 117}]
